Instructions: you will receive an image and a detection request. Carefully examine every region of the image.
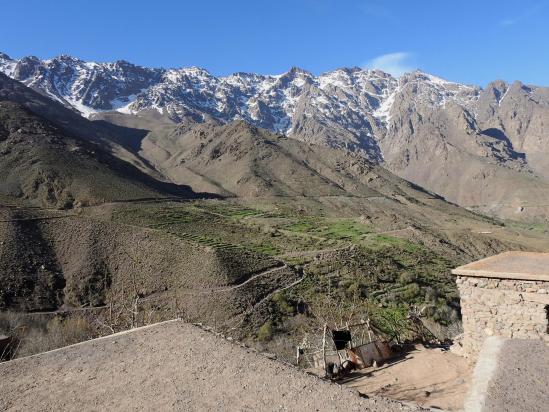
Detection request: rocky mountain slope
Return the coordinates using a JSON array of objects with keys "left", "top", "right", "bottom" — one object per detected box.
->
[
  {"left": 2, "top": 53, "right": 549, "bottom": 220},
  {"left": 0, "top": 74, "right": 204, "bottom": 208},
  {"left": 136, "top": 118, "right": 437, "bottom": 199},
  {"left": 379, "top": 73, "right": 549, "bottom": 220},
  {"left": 0, "top": 53, "right": 392, "bottom": 158}
]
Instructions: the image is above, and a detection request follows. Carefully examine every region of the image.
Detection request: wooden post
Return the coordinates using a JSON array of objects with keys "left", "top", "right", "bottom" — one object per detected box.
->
[
  {"left": 322, "top": 323, "right": 327, "bottom": 372},
  {"left": 346, "top": 321, "right": 352, "bottom": 348},
  {"left": 366, "top": 318, "right": 373, "bottom": 343}
]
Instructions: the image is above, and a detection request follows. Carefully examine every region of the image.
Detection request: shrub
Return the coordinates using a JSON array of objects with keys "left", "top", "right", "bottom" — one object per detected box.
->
[
  {"left": 402, "top": 283, "right": 421, "bottom": 300},
  {"left": 272, "top": 293, "right": 294, "bottom": 315},
  {"left": 0, "top": 314, "right": 95, "bottom": 359},
  {"left": 46, "top": 316, "right": 94, "bottom": 347},
  {"left": 424, "top": 287, "right": 439, "bottom": 302},
  {"left": 433, "top": 304, "right": 457, "bottom": 325},
  {"left": 398, "top": 272, "right": 417, "bottom": 284},
  {"left": 257, "top": 321, "right": 274, "bottom": 341}
]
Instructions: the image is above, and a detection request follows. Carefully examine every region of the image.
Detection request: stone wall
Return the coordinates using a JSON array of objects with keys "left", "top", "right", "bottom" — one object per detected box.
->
[{"left": 456, "top": 276, "right": 549, "bottom": 356}]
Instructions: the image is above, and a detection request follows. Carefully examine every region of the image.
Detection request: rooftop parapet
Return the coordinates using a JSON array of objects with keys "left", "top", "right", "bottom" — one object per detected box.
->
[{"left": 452, "top": 251, "right": 549, "bottom": 281}]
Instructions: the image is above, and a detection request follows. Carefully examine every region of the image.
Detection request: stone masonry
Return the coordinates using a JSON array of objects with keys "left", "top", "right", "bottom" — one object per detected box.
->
[{"left": 452, "top": 252, "right": 549, "bottom": 356}]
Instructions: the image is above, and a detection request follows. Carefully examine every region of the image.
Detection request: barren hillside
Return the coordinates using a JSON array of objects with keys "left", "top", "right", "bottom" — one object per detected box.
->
[{"left": 0, "top": 102, "right": 202, "bottom": 208}]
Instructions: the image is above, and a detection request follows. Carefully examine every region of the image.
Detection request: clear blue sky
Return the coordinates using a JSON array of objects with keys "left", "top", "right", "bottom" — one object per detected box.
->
[{"left": 1, "top": 0, "right": 548, "bottom": 86}]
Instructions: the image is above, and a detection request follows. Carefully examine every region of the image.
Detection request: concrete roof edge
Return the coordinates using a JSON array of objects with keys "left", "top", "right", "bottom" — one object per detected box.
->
[
  {"left": 452, "top": 268, "right": 549, "bottom": 281},
  {"left": 452, "top": 251, "right": 549, "bottom": 281}
]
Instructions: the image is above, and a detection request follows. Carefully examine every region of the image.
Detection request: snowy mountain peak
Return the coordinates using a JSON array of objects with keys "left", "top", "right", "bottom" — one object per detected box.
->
[{"left": 0, "top": 52, "right": 486, "bottom": 160}]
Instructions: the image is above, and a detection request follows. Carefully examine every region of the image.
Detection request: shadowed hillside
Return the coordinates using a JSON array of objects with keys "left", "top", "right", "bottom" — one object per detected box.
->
[{"left": 0, "top": 102, "right": 204, "bottom": 208}]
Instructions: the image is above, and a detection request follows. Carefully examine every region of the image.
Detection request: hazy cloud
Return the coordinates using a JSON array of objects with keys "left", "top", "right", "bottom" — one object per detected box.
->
[
  {"left": 499, "top": 18, "right": 517, "bottom": 27},
  {"left": 499, "top": 2, "right": 547, "bottom": 27},
  {"left": 364, "top": 52, "right": 414, "bottom": 76},
  {"left": 357, "top": 2, "right": 393, "bottom": 19}
]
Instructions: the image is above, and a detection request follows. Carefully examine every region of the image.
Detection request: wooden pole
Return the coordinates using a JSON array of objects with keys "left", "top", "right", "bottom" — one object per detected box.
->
[
  {"left": 346, "top": 321, "right": 352, "bottom": 348},
  {"left": 322, "top": 323, "right": 327, "bottom": 373},
  {"left": 367, "top": 318, "right": 373, "bottom": 343}
]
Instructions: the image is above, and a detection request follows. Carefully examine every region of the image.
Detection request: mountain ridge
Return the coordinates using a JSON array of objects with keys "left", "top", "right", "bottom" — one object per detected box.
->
[
  {"left": 2, "top": 52, "right": 549, "bottom": 220},
  {"left": 0, "top": 73, "right": 209, "bottom": 208}
]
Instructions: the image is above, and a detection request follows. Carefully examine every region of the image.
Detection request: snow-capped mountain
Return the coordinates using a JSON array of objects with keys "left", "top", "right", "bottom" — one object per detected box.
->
[
  {"left": 0, "top": 52, "right": 479, "bottom": 160},
  {"left": 2, "top": 52, "right": 549, "bottom": 221},
  {"left": 0, "top": 53, "right": 163, "bottom": 116}
]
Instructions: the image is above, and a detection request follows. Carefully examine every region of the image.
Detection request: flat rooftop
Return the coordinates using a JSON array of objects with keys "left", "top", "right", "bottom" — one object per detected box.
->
[
  {"left": 464, "top": 337, "right": 549, "bottom": 412},
  {"left": 452, "top": 251, "right": 549, "bottom": 281},
  {"left": 0, "top": 320, "right": 418, "bottom": 412}
]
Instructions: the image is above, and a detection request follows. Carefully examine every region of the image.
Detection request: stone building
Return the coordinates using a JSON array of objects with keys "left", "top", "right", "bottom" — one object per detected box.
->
[{"left": 452, "top": 251, "right": 549, "bottom": 356}]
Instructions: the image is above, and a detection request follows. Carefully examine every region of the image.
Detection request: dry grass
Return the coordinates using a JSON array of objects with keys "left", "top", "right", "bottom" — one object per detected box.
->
[{"left": 0, "top": 312, "right": 94, "bottom": 359}]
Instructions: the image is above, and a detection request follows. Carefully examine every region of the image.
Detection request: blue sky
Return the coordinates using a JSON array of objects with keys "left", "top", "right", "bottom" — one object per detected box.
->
[{"left": 1, "top": 0, "right": 548, "bottom": 86}]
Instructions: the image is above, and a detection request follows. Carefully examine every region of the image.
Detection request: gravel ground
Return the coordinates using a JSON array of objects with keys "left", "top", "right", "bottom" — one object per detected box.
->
[
  {"left": 342, "top": 345, "right": 472, "bottom": 410},
  {"left": 464, "top": 336, "right": 549, "bottom": 412},
  {"left": 483, "top": 339, "right": 549, "bottom": 412},
  {"left": 0, "top": 320, "right": 423, "bottom": 411}
]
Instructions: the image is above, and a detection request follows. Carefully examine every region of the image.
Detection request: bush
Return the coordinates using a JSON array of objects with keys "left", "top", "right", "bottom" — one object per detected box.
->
[
  {"left": 369, "top": 306, "right": 409, "bottom": 341},
  {"left": 424, "top": 287, "right": 439, "bottom": 302},
  {"left": 0, "top": 313, "right": 95, "bottom": 359},
  {"left": 46, "top": 317, "right": 94, "bottom": 347},
  {"left": 257, "top": 321, "right": 274, "bottom": 341},
  {"left": 433, "top": 304, "right": 458, "bottom": 325},
  {"left": 272, "top": 293, "right": 294, "bottom": 315},
  {"left": 398, "top": 272, "right": 417, "bottom": 284},
  {"left": 402, "top": 283, "right": 421, "bottom": 300}
]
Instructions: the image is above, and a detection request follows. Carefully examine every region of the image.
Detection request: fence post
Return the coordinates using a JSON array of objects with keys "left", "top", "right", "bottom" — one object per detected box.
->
[{"left": 322, "top": 323, "right": 327, "bottom": 372}]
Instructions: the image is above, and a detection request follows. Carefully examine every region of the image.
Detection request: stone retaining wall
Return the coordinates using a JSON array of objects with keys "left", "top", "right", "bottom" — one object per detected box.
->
[{"left": 456, "top": 276, "right": 549, "bottom": 356}]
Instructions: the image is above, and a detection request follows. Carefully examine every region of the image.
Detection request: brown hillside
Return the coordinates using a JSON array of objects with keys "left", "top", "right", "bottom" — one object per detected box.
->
[{"left": 0, "top": 102, "right": 204, "bottom": 208}]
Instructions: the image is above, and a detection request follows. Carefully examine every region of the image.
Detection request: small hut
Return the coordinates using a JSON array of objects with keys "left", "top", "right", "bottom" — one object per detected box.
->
[{"left": 309, "top": 321, "right": 395, "bottom": 370}]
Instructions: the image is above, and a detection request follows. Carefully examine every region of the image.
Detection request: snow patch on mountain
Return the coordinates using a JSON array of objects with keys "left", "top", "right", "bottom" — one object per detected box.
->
[
  {"left": 0, "top": 52, "right": 481, "bottom": 158},
  {"left": 373, "top": 84, "right": 398, "bottom": 122},
  {"left": 0, "top": 54, "right": 16, "bottom": 77}
]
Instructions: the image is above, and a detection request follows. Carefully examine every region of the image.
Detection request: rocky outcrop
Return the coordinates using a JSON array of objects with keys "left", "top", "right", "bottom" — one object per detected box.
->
[{"left": 476, "top": 80, "right": 549, "bottom": 180}]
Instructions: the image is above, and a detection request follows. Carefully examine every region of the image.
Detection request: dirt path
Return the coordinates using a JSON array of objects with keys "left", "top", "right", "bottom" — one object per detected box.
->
[
  {"left": 204, "top": 264, "right": 288, "bottom": 292},
  {"left": 341, "top": 345, "right": 473, "bottom": 411},
  {"left": 0, "top": 320, "right": 423, "bottom": 412},
  {"left": 276, "top": 246, "right": 352, "bottom": 258}
]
